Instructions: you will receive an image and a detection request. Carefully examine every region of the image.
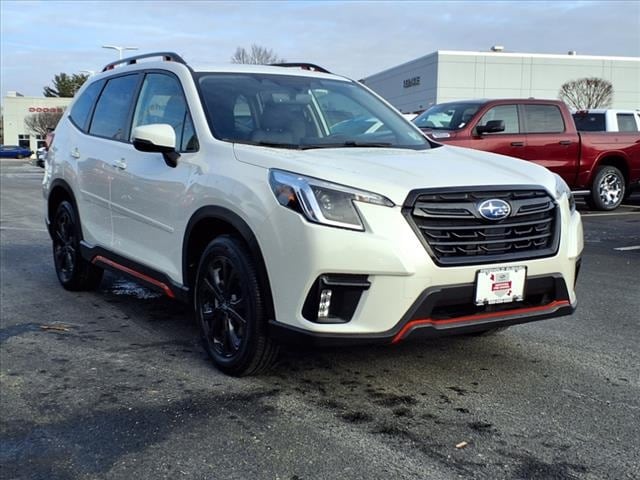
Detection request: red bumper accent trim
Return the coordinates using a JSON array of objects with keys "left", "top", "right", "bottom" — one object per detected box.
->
[
  {"left": 391, "top": 300, "right": 571, "bottom": 344},
  {"left": 92, "top": 255, "right": 175, "bottom": 299}
]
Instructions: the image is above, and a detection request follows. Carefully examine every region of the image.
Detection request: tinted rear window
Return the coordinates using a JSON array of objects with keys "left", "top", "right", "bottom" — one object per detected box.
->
[
  {"left": 523, "top": 105, "right": 565, "bottom": 133},
  {"left": 572, "top": 113, "right": 605, "bottom": 132},
  {"left": 69, "top": 80, "right": 104, "bottom": 131},
  {"left": 89, "top": 75, "right": 139, "bottom": 140}
]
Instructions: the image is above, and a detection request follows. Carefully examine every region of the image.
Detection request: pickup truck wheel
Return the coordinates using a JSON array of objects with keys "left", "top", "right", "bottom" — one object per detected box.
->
[
  {"left": 588, "top": 166, "right": 625, "bottom": 211},
  {"left": 52, "top": 201, "right": 104, "bottom": 291},
  {"left": 194, "top": 235, "right": 279, "bottom": 376}
]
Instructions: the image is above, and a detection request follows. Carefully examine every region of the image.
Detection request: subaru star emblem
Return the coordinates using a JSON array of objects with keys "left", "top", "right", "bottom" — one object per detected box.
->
[{"left": 477, "top": 199, "right": 511, "bottom": 220}]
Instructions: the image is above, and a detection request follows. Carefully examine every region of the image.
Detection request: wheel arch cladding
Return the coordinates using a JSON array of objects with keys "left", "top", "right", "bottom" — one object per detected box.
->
[
  {"left": 47, "top": 180, "right": 79, "bottom": 239},
  {"left": 183, "top": 206, "right": 276, "bottom": 321}
]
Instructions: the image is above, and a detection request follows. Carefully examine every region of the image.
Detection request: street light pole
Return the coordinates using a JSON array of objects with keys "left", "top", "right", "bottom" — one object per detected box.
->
[{"left": 102, "top": 45, "right": 139, "bottom": 59}]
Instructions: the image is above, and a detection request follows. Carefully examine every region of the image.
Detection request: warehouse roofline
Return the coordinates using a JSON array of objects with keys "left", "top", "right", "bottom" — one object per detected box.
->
[{"left": 364, "top": 49, "right": 640, "bottom": 81}]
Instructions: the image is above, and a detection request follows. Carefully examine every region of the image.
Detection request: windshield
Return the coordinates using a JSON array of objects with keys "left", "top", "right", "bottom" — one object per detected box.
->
[
  {"left": 413, "top": 103, "right": 481, "bottom": 130},
  {"left": 197, "top": 73, "right": 429, "bottom": 150}
]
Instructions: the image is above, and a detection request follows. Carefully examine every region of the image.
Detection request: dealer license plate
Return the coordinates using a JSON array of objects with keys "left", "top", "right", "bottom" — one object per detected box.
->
[{"left": 475, "top": 266, "right": 526, "bottom": 306}]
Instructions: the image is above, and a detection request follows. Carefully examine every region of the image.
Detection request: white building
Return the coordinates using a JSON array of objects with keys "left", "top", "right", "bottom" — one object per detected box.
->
[
  {"left": 2, "top": 92, "right": 72, "bottom": 152},
  {"left": 362, "top": 50, "right": 640, "bottom": 113}
]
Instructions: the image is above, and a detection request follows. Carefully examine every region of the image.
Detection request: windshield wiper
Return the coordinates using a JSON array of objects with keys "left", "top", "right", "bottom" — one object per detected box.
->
[
  {"left": 301, "top": 141, "right": 393, "bottom": 150},
  {"left": 241, "top": 140, "right": 302, "bottom": 150}
]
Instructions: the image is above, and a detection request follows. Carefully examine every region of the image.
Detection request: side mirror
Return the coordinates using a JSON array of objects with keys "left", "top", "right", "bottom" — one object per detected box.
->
[
  {"left": 132, "top": 124, "right": 180, "bottom": 168},
  {"left": 476, "top": 120, "right": 505, "bottom": 135}
]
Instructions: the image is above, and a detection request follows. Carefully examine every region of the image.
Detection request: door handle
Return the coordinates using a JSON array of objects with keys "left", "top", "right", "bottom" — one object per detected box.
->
[
  {"left": 559, "top": 140, "right": 572, "bottom": 145},
  {"left": 112, "top": 159, "right": 127, "bottom": 170},
  {"left": 510, "top": 142, "right": 524, "bottom": 147},
  {"left": 70, "top": 148, "right": 80, "bottom": 159}
]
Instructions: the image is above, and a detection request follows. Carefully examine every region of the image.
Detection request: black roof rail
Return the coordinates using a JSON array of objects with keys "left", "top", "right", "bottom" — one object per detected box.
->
[
  {"left": 101, "top": 52, "right": 187, "bottom": 72},
  {"left": 270, "top": 62, "right": 331, "bottom": 74}
]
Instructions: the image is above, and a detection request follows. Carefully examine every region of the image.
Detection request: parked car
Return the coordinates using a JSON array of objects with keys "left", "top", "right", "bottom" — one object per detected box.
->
[
  {"left": 414, "top": 99, "right": 640, "bottom": 210},
  {"left": 572, "top": 109, "right": 640, "bottom": 133},
  {"left": 44, "top": 53, "right": 583, "bottom": 376},
  {"left": 35, "top": 147, "right": 47, "bottom": 167},
  {"left": 0, "top": 145, "right": 33, "bottom": 159}
]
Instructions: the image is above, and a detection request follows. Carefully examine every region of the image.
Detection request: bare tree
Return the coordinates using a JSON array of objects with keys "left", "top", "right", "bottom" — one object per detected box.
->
[
  {"left": 24, "top": 111, "right": 65, "bottom": 137},
  {"left": 558, "top": 77, "right": 613, "bottom": 109},
  {"left": 231, "top": 44, "right": 285, "bottom": 64}
]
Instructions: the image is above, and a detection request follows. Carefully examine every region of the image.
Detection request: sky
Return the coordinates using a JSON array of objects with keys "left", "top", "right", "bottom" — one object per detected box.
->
[{"left": 1, "top": 0, "right": 639, "bottom": 99}]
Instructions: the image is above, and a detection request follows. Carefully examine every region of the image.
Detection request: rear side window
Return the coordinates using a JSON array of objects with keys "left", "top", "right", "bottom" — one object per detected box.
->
[
  {"left": 523, "top": 105, "right": 565, "bottom": 133},
  {"left": 572, "top": 113, "right": 605, "bottom": 132},
  {"left": 69, "top": 80, "right": 104, "bottom": 131},
  {"left": 89, "top": 75, "right": 139, "bottom": 140},
  {"left": 616, "top": 113, "right": 638, "bottom": 132},
  {"left": 477, "top": 105, "right": 519, "bottom": 134}
]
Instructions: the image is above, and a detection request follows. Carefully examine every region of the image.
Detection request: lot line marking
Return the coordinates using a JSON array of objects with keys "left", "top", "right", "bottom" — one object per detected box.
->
[
  {"left": 614, "top": 246, "right": 640, "bottom": 251},
  {"left": 0, "top": 226, "right": 48, "bottom": 233},
  {"left": 582, "top": 211, "right": 640, "bottom": 217}
]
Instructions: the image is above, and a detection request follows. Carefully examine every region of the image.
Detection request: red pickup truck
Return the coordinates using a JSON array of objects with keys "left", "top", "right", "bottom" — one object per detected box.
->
[{"left": 413, "top": 99, "right": 640, "bottom": 210}]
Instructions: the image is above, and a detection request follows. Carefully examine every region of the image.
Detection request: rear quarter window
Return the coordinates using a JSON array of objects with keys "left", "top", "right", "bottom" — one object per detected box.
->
[
  {"left": 89, "top": 74, "right": 139, "bottom": 141},
  {"left": 69, "top": 80, "right": 105, "bottom": 131},
  {"left": 524, "top": 104, "right": 565, "bottom": 133}
]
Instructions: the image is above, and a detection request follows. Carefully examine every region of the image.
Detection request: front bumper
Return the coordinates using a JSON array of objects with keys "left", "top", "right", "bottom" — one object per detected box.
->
[
  {"left": 258, "top": 195, "right": 583, "bottom": 340},
  {"left": 269, "top": 277, "right": 575, "bottom": 346}
]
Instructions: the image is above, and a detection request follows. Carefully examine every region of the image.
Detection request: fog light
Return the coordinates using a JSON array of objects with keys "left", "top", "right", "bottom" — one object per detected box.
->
[{"left": 318, "top": 289, "right": 332, "bottom": 318}]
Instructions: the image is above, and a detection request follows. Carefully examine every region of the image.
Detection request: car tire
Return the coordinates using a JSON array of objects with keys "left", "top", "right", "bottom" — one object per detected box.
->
[
  {"left": 587, "top": 165, "right": 625, "bottom": 211},
  {"left": 194, "top": 235, "right": 279, "bottom": 376},
  {"left": 52, "top": 201, "right": 103, "bottom": 291},
  {"left": 16, "top": 154, "right": 24, "bottom": 159}
]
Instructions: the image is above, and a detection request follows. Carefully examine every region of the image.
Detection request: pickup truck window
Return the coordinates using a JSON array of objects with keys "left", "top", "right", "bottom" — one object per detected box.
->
[
  {"left": 573, "top": 112, "right": 605, "bottom": 131},
  {"left": 477, "top": 105, "right": 519, "bottom": 134},
  {"left": 616, "top": 113, "right": 638, "bottom": 132},
  {"left": 523, "top": 104, "right": 564, "bottom": 133},
  {"left": 413, "top": 103, "right": 480, "bottom": 130}
]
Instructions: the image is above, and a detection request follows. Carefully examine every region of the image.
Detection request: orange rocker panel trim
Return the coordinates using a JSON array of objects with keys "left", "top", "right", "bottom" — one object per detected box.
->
[{"left": 92, "top": 255, "right": 175, "bottom": 299}]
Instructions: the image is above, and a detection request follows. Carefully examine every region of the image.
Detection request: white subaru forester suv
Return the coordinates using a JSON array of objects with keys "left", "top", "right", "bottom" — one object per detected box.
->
[{"left": 44, "top": 53, "right": 583, "bottom": 376}]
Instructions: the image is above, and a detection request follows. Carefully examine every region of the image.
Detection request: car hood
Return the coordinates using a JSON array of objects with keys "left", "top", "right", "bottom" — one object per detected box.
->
[{"left": 233, "top": 143, "right": 557, "bottom": 206}]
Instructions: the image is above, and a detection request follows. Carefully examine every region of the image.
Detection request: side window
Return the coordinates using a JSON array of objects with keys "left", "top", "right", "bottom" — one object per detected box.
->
[
  {"left": 477, "top": 105, "right": 519, "bottom": 134},
  {"left": 69, "top": 80, "right": 104, "bottom": 131},
  {"left": 89, "top": 75, "right": 139, "bottom": 140},
  {"left": 572, "top": 113, "right": 605, "bottom": 131},
  {"left": 131, "top": 73, "right": 197, "bottom": 152},
  {"left": 616, "top": 113, "right": 638, "bottom": 132},
  {"left": 523, "top": 105, "right": 565, "bottom": 133}
]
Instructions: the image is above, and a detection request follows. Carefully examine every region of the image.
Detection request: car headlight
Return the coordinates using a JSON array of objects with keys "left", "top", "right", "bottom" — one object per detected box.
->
[
  {"left": 554, "top": 174, "right": 576, "bottom": 212},
  {"left": 269, "top": 169, "right": 394, "bottom": 231}
]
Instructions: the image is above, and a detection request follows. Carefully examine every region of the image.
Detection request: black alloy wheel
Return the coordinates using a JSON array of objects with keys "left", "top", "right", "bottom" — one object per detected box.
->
[
  {"left": 52, "top": 201, "right": 103, "bottom": 290},
  {"left": 195, "top": 235, "right": 278, "bottom": 376}
]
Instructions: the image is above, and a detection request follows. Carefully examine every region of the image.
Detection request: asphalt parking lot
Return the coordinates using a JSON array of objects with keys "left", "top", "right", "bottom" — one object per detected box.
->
[{"left": 1, "top": 159, "right": 638, "bottom": 480}]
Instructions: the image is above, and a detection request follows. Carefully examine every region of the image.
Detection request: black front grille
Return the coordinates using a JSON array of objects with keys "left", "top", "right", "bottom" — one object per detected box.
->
[{"left": 403, "top": 188, "right": 560, "bottom": 266}]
